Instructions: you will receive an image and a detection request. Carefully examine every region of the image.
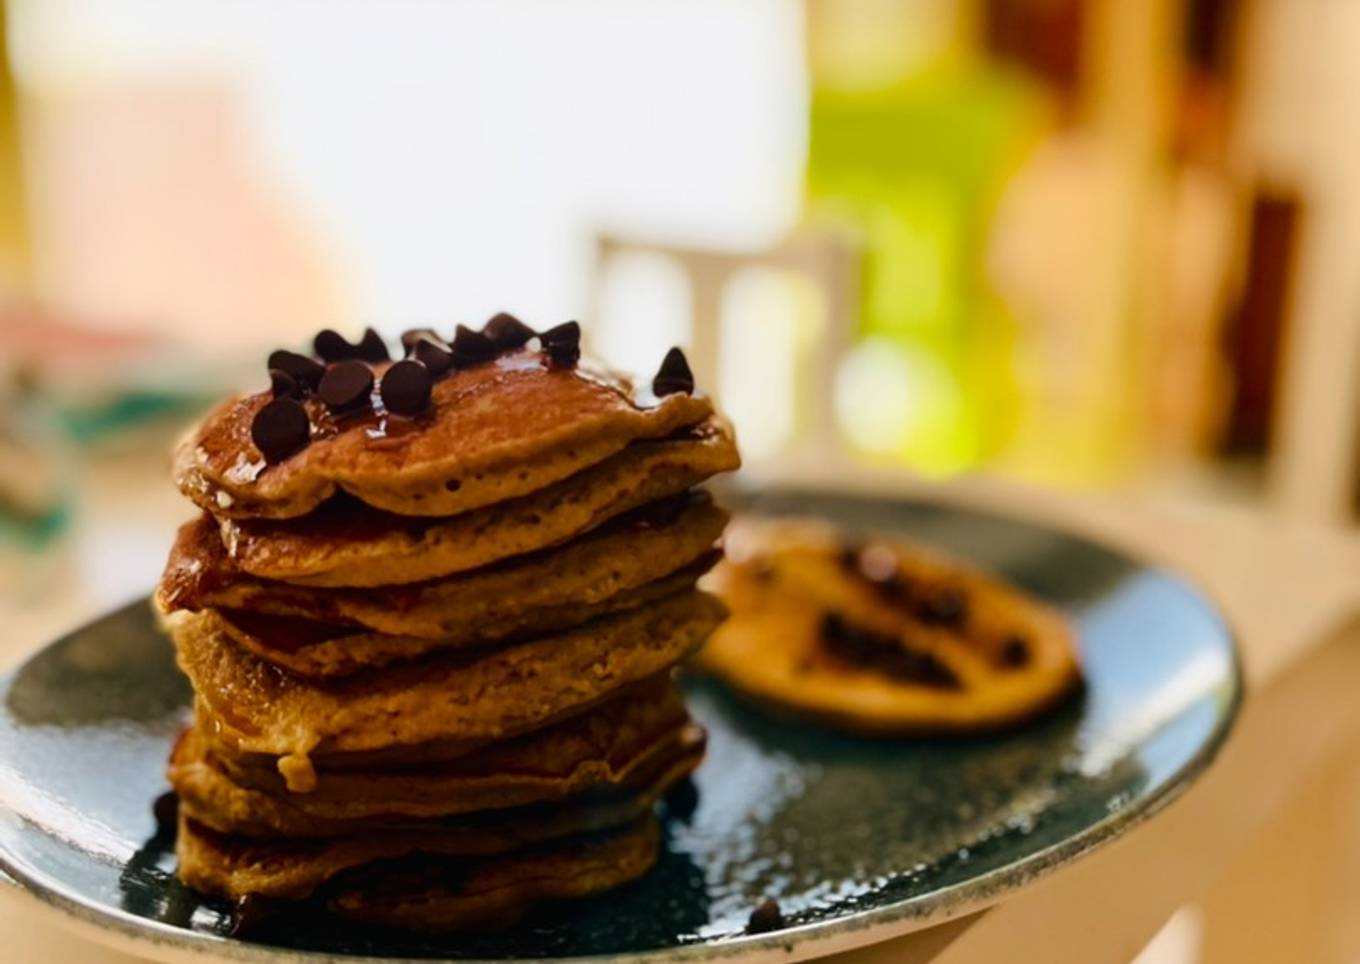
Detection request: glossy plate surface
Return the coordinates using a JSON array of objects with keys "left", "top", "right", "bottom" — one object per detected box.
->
[{"left": 0, "top": 491, "right": 1241, "bottom": 962}]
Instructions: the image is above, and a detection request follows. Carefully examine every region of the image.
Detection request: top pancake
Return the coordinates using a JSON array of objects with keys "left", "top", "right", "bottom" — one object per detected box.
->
[{"left": 176, "top": 350, "right": 714, "bottom": 520}]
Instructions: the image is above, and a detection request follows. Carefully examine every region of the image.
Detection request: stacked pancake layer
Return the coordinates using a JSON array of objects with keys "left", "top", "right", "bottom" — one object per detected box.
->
[{"left": 156, "top": 342, "right": 739, "bottom": 928}]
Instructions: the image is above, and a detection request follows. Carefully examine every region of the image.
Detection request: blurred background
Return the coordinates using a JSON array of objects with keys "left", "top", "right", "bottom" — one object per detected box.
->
[{"left": 3, "top": 0, "right": 1359, "bottom": 644}]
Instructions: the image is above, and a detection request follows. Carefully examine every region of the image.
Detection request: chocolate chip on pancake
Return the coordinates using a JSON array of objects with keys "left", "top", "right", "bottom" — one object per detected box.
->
[
  {"left": 380, "top": 360, "right": 433, "bottom": 416},
  {"left": 819, "top": 613, "right": 960, "bottom": 689},
  {"left": 267, "top": 349, "right": 325, "bottom": 391},
  {"left": 652, "top": 346, "right": 695, "bottom": 396},
  {"left": 268, "top": 368, "right": 301, "bottom": 400},
  {"left": 400, "top": 328, "right": 442, "bottom": 356},
  {"left": 318, "top": 361, "right": 374, "bottom": 414},
  {"left": 483, "top": 312, "right": 536, "bottom": 350},
  {"left": 449, "top": 324, "right": 498, "bottom": 367},
  {"left": 355, "top": 327, "right": 391, "bottom": 362},
  {"left": 250, "top": 397, "right": 311, "bottom": 464},
  {"left": 916, "top": 586, "right": 968, "bottom": 628},
  {"left": 540, "top": 321, "right": 581, "bottom": 368},
  {"left": 412, "top": 335, "right": 455, "bottom": 376},
  {"left": 314, "top": 328, "right": 355, "bottom": 362},
  {"left": 999, "top": 634, "right": 1030, "bottom": 669}
]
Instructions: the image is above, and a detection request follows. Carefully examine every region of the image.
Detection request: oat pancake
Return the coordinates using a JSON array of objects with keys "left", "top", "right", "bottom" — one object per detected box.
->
[
  {"left": 171, "top": 591, "right": 725, "bottom": 789},
  {"left": 177, "top": 349, "right": 714, "bottom": 520},
  {"left": 177, "top": 805, "right": 666, "bottom": 904},
  {"left": 217, "top": 417, "right": 739, "bottom": 587},
  {"left": 158, "top": 493, "right": 727, "bottom": 641},
  {"left": 699, "top": 519, "right": 1081, "bottom": 734},
  {"left": 171, "top": 681, "right": 703, "bottom": 836},
  {"left": 323, "top": 819, "right": 660, "bottom": 930}
]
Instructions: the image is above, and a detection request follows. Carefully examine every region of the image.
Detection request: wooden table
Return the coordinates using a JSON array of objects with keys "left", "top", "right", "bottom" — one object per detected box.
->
[{"left": 7, "top": 464, "right": 1360, "bottom": 964}]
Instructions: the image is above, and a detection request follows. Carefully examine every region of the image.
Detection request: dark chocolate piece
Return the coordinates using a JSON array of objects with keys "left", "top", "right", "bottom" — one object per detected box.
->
[
  {"left": 449, "top": 324, "right": 498, "bottom": 367},
  {"left": 267, "top": 349, "right": 325, "bottom": 390},
  {"left": 268, "top": 368, "right": 300, "bottom": 399},
  {"left": 318, "top": 360, "right": 374, "bottom": 413},
  {"left": 664, "top": 774, "right": 700, "bottom": 822},
  {"left": 820, "top": 612, "right": 960, "bottom": 689},
  {"left": 380, "top": 359, "right": 433, "bottom": 415},
  {"left": 746, "top": 898, "right": 785, "bottom": 934},
  {"left": 250, "top": 397, "right": 310, "bottom": 463},
  {"left": 313, "top": 328, "right": 354, "bottom": 362},
  {"left": 413, "top": 335, "right": 455, "bottom": 375},
  {"left": 652, "top": 346, "right": 694, "bottom": 396},
  {"left": 229, "top": 895, "right": 276, "bottom": 938},
  {"left": 540, "top": 320, "right": 581, "bottom": 368},
  {"left": 152, "top": 791, "right": 179, "bottom": 835},
  {"left": 916, "top": 587, "right": 968, "bottom": 628},
  {"left": 483, "top": 312, "right": 536, "bottom": 349},
  {"left": 999, "top": 635, "right": 1029, "bottom": 669},
  {"left": 400, "top": 327, "right": 441, "bottom": 356},
  {"left": 355, "top": 327, "right": 391, "bottom": 363}
]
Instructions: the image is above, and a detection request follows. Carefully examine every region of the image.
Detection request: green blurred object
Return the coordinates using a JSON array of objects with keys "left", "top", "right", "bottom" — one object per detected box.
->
[{"left": 806, "top": 1, "right": 1048, "bottom": 473}]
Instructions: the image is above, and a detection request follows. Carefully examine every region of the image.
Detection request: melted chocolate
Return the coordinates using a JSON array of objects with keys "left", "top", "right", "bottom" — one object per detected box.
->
[{"left": 819, "top": 612, "right": 960, "bottom": 689}]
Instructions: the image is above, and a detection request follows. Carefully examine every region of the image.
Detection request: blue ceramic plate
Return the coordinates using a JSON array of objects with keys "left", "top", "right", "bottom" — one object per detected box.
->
[{"left": 0, "top": 491, "right": 1241, "bottom": 963}]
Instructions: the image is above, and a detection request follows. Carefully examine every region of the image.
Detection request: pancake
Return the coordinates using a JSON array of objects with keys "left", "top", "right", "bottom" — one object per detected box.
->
[
  {"left": 177, "top": 805, "right": 666, "bottom": 904},
  {"left": 157, "top": 492, "right": 728, "bottom": 641},
  {"left": 176, "top": 348, "right": 715, "bottom": 520},
  {"left": 171, "top": 679, "right": 703, "bottom": 836},
  {"left": 217, "top": 417, "right": 739, "bottom": 587},
  {"left": 170, "top": 591, "right": 726, "bottom": 790},
  {"left": 326, "top": 819, "right": 660, "bottom": 930},
  {"left": 699, "top": 518, "right": 1081, "bottom": 734}
]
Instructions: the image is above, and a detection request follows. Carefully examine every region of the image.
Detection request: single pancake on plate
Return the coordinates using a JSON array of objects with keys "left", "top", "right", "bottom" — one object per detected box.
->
[{"left": 699, "top": 517, "right": 1081, "bottom": 735}]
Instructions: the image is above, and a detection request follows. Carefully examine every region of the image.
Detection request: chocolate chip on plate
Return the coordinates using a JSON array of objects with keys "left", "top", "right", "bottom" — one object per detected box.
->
[
  {"left": 664, "top": 774, "right": 700, "bottom": 822},
  {"left": 746, "top": 898, "right": 785, "bottom": 934},
  {"left": 380, "top": 359, "right": 433, "bottom": 415},
  {"left": 152, "top": 791, "right": 179, "bottom": 835},
  {"left": 251, "top": 397, "right": 311, "bottom": 463},
  {"left": 483, "top": 312, "right": 536, "bottom": 350},
  {"left": 318, "top": 360, "right": 375, "bottom": 413},
  {"left": 449, "top": 324, "right": 499, "bottom": 366},
  {"left": 540, "top": 320, "right": 581, "bottom": 368},
  {"left": 355, "top": 327, "right": 391, "bottom": 363},
  {"left": 230, "top": 895, "right": 276, "bottom": 938},
  {"left": 652, "top": 346, "right": 694, "bottom": 396},
  {"left": 266, "top": 349, "right": 325, "bottom": 390},
  {"left": 269, "top": 368, "right": 300, "bottom": 399},
  {"left": 413, "top": 335, "right": 455, "bottom": 376}
]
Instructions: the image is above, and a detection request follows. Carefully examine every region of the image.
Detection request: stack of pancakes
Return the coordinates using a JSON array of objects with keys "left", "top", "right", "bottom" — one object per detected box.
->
[{"left": 155, "top": 323, "right": 739, "bottom": 928}]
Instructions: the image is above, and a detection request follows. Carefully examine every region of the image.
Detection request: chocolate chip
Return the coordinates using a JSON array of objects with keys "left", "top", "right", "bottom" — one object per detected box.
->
[
  {"left": 313, "top": 328, "right": 354, "bottom": 362},
  {"left": 917, "top": 587, "right": 968, "bottom": 627},
  {"left": 318, "top": 360, "right": 374, "bottom": 413},
  {"left": 820, "top": 612, "right": 960, "bottom": 688},
  {"left": 747, "top": 898, "right": 785, "bottom": 934},
  {"left": 355, "top": 327, "right": 391, "bottom": 362},
  {"left": 269, "top": 368, "right": 300, "bottom": 399},
  {"left": 413, "top": 335, "right": 455, "bottom": 375},
  {"left": 400, "top": 327, "right": 442, "bottom": 356},
  {"left": 664, "top": 775, "right": 700, "bottom": 822},
  {"left": 999, "top": 635, "right": 1029, "bottom": 668},
  {"left": 483, "top": 312, "right": 536, "bottom": 350},
  {"left": 152, "top": 791, "right": 179, "bottom": 835},
  {"left": 380, "top": 359, "right": 433, "bottom": 415},
  {"left": 449, "top": 324, "right": 498, "bottom": 367},
  {"left": 652, "top": 346, "right": 694, "bottom": 396},
  {"left": 250, "top": 397, "right": 311, "bottom": 463},
  {"left": 267, "top": 349, "right": 324, "bottom": 390},
  {"left": 540, "top": 320, "right": 581, "bottom": 368}
]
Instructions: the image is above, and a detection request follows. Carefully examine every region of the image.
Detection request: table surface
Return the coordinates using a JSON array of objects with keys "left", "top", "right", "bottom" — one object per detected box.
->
[{"left": 7, "top": 458, "right": 1360, "bottom": 964}]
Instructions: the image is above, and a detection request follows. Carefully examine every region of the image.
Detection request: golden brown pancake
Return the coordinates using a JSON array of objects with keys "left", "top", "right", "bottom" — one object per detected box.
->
[
  {"left": 699, "top": 518, "right": 1081, "bottom": 734},
  {"left": 176, "top": 349, "right": 715, "bottom": 520},
  {"left": 170, "top": 591, "right": 726, "bottom": 790},
  {"left": 171, "top": 680, "right": 703, "bottom": 837},
  {"left": 177, "top": 808, "right": 665, "bottom": 905},
  {"left": 326, "top": 819, "right": 661, "bottom": 930},
  {"left": 216, "top": 417, "right": 739, "bottom": 587},
  {"left": 157, "top": 493, "right": 727, "bottom": 642}
]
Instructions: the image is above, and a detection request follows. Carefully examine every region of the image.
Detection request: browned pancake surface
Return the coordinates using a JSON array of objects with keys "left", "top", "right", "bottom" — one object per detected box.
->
[{"left": 177, "top": 349, "right": 714, "bottom": 519}]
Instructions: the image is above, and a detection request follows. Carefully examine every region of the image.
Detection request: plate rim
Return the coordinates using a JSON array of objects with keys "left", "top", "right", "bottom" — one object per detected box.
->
[{"left": 0, "top": 496, "right": 1245, "bottom": 964}]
